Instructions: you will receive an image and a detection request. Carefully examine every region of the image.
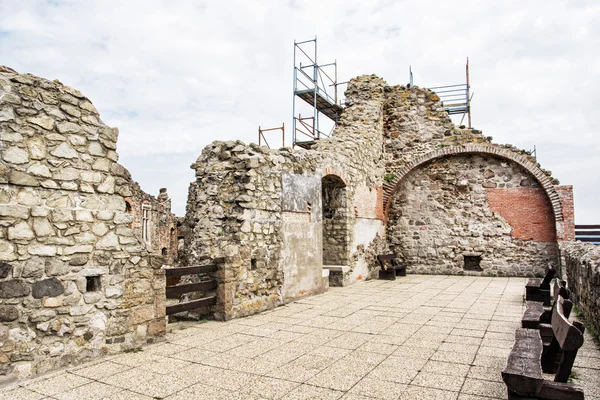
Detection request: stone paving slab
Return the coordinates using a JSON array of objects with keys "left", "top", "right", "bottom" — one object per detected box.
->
[{"left": 1, "top": 275, "right": 599, "bottom": 400}]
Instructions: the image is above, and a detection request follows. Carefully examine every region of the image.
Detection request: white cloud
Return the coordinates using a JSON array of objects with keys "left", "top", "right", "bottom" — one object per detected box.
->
[{"left": 1, "top": 0, "right": 599, "bottom": 222}]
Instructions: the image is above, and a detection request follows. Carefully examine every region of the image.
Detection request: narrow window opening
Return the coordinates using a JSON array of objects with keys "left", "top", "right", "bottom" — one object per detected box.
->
[
  {"left": 142, "top": 204, "right": 151, "bottom": 243},
  {"left": 161, "top": 247, "right": 167, "bottom": 256},
  {"left": 86, "top": 276, "right": 101, "bottom": 292},
  {"left": 125, "top": 201, "right": 132, "bottom": 213},
  {"left": 464, "top": 255, "right": 483, "bottom": 271},
  {"left": 251, "top": 258, "right": 257, "bottom": 270}
]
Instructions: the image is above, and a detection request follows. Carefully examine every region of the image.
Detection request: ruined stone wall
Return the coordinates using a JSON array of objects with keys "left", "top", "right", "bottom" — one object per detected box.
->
[
  {"left": 560, "top": 242, "right": 600, "bottom": 341},
  {"left": 0, "top": 67, "right": 166, "bottom": 383},
  {"left": 381, "top": 83, "right": 573, "bottom": 276},
  {"left": 387, "top": 154, "right": 558, "bottom": 276},
  {"left": 184, "top": 76, "right": 388, "bottom": 319},
  {"left": 126, "top": 185, "right": 178, "bottom": 265}
]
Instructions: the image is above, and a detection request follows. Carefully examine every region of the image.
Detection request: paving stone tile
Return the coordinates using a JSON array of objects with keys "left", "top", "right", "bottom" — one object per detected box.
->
[
  {"left": 460, "top": 378, "right": 506, "bottom": 399},
  {"left": 24, "top": 373, "right": 92, "bottom": 396},
  {"left": 242, "top": 376, "right": 300, "bottom": 399},
  {"left": 165, "top": 383, "right": 239, "bottom": 400},
  {"left": 412, "top": 371, "right": 465, "bottom": 391},
  {"left": 466, "top": 366, "right": 503, "bottom": 383},
  {"left": 349, "top": 377, "right": 407, "bottom": 399},
  {"left": 282, "top": 384, "right": 344, "bottom": 399},
  {"left": 422, "top": 361, "right": 470, "bottom": 377},
  {"left": 431, "top": 350, "right": 476, "bottom": 365},
  {"left": 103, "top": 390, "right": 154, "bottom": 400},
  {"left": 0, "top": 387, "right": 45, "bottom": 400},
  {"left": 399, "top": 385, "right": 459, "bottom": 400},
  {"left": 53, "top": 381, "right": 122, "bottom": 400},
  {"left": 69, "top": 361, "right": 132, "bottom": 380}
]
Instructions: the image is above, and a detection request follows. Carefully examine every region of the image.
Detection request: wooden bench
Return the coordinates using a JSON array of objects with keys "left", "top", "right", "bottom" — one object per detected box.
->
[
  {"left": 525, "top": 266, "right": 556, "bottom": 306},
  {"left": 377, "top": 254, "right": 406, "bottom": 280},
  {"left": 522, "top": 279, "right": 569, "bottom": 330},
  {"left": 502, "top": 295, "right": 585, "bottom": 399}
]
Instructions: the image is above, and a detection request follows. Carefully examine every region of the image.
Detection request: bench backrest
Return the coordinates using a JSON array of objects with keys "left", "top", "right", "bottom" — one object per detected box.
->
[
  {"left": 552, "top": 295, "right": 584, "bottom": 352},
  {"left": 540, "top": 266, "right": 556, "bottom": 290},
  {"left": 553, "top": 279, "right": 569, "bottom": 304},
  {"left": 377, "top": 253, "right": 399, "bottom": 268},
  {"left": 551, "top": 294, "right": 585, "bottom": 383}
]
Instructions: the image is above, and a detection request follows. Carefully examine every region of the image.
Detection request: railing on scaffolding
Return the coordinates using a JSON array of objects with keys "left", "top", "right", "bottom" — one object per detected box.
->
[
  {"left": 425, "top": 58, "right": 473, "bottom": 128},
  {"left": 292, "top": 37, "right": 344, "bottom": 149},
  {"left": 258, "top": 124, "right": 285, "bottom": 149}
]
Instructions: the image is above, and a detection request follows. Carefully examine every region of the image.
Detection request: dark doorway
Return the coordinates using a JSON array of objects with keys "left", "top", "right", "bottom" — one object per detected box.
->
[{"left": 322, "top": 175, "right": 349, "bottom": 265}]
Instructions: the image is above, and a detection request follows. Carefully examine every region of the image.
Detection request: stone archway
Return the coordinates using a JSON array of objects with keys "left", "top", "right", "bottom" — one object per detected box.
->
[{"left": 383, "top": 145, "right": 564, "bottom": 223}]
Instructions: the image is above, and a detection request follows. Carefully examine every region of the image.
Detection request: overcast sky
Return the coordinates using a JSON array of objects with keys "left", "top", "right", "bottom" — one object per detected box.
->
[{"left": 1, "top": 0, "right": 599, "bottom": 222}]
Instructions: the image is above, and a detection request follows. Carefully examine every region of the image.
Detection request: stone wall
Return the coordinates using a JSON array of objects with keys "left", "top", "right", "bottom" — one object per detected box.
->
[
  {"left": 126, "top": 185, "right": 178, "bottom": 266},
  {"left": 183, "top": 76, "right": 389, "bottom": 320},
  {"left": 0, "top": 67, "right": 166, "bottom": 383},
  {"left": 387, "top": 154, "right": 559, "bottom": 276},
  {"left": 560, "top": 242, "right": 600, "bottom": 341},
  {"left": 380, "top": 83, "right": 573, "bottom": 276}
]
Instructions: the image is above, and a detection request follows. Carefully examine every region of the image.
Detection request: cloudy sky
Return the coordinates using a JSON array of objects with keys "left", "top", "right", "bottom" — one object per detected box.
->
[{"left": 1, "top": 0, "right": 599, "bottom": 222}]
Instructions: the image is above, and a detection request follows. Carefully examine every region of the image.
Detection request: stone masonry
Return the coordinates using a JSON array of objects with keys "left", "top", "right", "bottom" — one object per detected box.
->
[
  {"left": 0, "top": 67, "right": 166, "bottom": 384},
  {"left": 184, "top": 74, "right": 575, "bottom": 320},
  {"left": 561, "top": 241, "right": 600, "bottom": 342}
]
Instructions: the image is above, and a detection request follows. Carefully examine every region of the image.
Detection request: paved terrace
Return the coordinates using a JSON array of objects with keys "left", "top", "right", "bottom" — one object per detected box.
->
[{"left": 2, "top": 275, "right": 599, "bottom": 400}]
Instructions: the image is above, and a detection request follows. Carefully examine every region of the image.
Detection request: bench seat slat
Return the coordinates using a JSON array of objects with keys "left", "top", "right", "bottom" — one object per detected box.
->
[{"left": 502, "top": 328, "right": 544, "bottom": 397}]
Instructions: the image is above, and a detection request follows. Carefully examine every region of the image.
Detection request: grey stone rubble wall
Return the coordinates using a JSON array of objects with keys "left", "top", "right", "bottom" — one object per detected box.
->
[
  {"left": 560, "top": 242, "right": 600, "bottom": 340},
  {"left": 184, "top": 75, "right": 389, "bottom": 319},
  {"left": 388, "top": 154, "right": 558, "bottom": 276},
  {"left": 381, "top": 84, "right": 568, "bottom": 275},
  {"left": 0, "top": 67, "right": 166, "bottom": 384}
]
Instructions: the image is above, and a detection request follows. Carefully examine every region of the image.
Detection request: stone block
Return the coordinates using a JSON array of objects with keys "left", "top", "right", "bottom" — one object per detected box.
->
[
  {"left": 8, "top": 170, "right": 39, "bottom": 187},
  {"left": 0, "top": 280, "right": 30, "bottom": 298},
  {"left": 31, "top": 278, "right": 64, "bottom": 298},
  {"left": 50, "top": 142, "right": 78, "bottom": 159},
  {"left": 0, "top": 305, "right": 18, "bottom": 321},
  {"left": 129, "top": 305, "right": 155, "bottom": 325},
  {"left": 0, "top": 205, "right": 30, "bottom": 220},
  {"left": 0, "top": 262, "right": 12, "bottom": 278},
  {"left": 8, "top": 221, "right": 34, "bottom": 240}
]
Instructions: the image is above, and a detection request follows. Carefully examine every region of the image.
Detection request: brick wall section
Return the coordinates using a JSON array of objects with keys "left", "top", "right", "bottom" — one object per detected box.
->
[
  {"left": 486, "top": 187, "right": 557, "bottom": 242},
  {"left": 556, "top": 185, "right": 575, "bottom": 241}
]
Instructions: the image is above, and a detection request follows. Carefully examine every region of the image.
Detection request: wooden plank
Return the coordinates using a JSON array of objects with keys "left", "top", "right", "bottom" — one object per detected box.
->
[
  {"left": 575, "top": 224, "right": 600, "bottom": 229},
  {"left": 502, "top": 328, "right": 544, "bottom": 396},
  {"left": 164, "top": 264, "right": 217, "bottom": 277},
  {"left": 551, "top": 297, "right": 584, "bottom": 352},
  {"left": 540, "top": 266, "right": 556, "bottom": 290},
  {"left": 522, "top": 301, "right": 545, "bottom": 329},
  {"left": 538, "top": 380, "right": 584, "bottom": 399},
  {"left": 166, "top": 296, "right": 216, "bottom": 315},
  {"left": 166, "top": 280, "right": 217, "bottom": 297}
]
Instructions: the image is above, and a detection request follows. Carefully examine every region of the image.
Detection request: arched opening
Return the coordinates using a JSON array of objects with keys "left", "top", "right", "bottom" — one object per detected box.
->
[
  {"left": 386, "top": 153, "right": 559, "bottom": 276},
  {"left": 321, "top": 175, "right": 349, "bottom": 266}
]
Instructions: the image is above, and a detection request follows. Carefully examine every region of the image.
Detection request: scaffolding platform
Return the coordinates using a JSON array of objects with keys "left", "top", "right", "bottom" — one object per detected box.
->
[
  {"left": 295, "top": 89, "right": 343, "bottom": 121},
  {"left": 292, "top": 37, "right": 345, "bottom": 149}
]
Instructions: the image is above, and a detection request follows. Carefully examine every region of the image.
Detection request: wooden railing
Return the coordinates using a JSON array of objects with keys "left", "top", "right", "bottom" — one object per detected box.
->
[
  {"left": 164, "top": 262, "right": 220, "bottom": 316},
  {"left": 575, "top": 225, "right": 600, "bottom": 244}
]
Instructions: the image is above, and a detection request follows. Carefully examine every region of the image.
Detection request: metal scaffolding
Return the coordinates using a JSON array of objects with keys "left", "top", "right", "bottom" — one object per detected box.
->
[
  {"left": 428, "top": 58, "right": 472, "bottom": 128},
  {"left": 292, "top": 37, "right": 344, "bottom": 149},
  {"left": 258, "top": 124, "right": 285, "bottom": 149}
]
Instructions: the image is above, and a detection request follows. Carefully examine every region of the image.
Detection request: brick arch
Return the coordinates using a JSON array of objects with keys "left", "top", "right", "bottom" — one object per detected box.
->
[
  {"left": 382, "top": 145, "right": 563, "bottom": 221},
  {"left": 322, "top": 165, "right": 348, "bottom": 186}
]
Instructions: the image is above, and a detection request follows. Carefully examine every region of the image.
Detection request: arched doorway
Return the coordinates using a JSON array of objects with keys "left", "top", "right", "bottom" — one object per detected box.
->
[{"left": 321, "top": 175, "right": 349, "bottom": 266}]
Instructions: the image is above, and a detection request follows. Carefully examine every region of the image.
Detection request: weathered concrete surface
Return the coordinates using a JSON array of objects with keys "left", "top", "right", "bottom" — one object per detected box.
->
[{"left": 2, "top": 275, "right": 599, "bottom": 399}]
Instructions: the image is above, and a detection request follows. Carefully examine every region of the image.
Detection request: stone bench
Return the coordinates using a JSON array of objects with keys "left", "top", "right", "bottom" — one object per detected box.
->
[
  {"left": 525, "top": 266, "right": 556, "bottom": 306},
  {"left": 377, "top": 253, "right": 406, "bottom": 280},
  {"left": 502, "top": 295, "right": 585, "bottom": 399}
]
